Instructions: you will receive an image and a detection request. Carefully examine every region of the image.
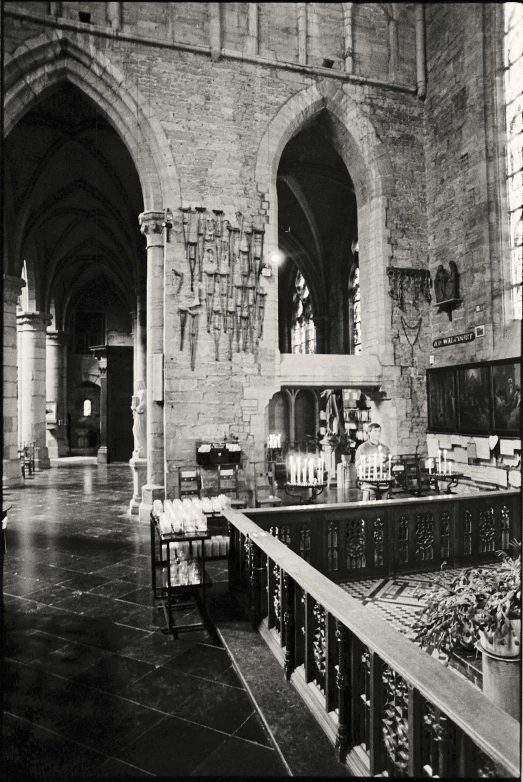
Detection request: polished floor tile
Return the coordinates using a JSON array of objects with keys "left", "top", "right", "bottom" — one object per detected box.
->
[{"left": 3, "top": 464, "right": 286, "bottom": 778}]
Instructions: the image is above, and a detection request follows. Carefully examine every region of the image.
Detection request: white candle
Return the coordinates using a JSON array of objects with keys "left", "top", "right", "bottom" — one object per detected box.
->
[
  {"left": 308, "top": 459, "right": 314, "bottom": 484},
  {"left": 428, "top": 458, "right": 432, "bottom": 475},
  {"left": 303, "top": 464, "right": 307, "bottom": 485},
  {"left": 296, "top": 457, "right": 301, "bottom": 484},
  {"left": 438, "top": 449, "right": 442, "bottom": 473},
  {"left": 290, "top": 457, "right": 294, "bottom": 484},
  {"left": 277, "top": 433, "right": 281, "bottom": 448},
  {"left": 443, "top": 449, "right": 447, "bottom": 474},
  {"left": 388, "top": 454, "right": 392, "bottom": 480},
  {"left": 448, "top": 461, "right": 452, "bottom": 475},
  {"left": 373, "top": 454, "right": 377, "bottom": 481},
  {"left": 378, "top": 446, "right": 382, "bottom": 479}
]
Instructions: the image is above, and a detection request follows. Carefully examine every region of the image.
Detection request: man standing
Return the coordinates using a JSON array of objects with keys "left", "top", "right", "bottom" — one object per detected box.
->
[{"left": 355, "top": 423, "right": 391, "bottom": 501}]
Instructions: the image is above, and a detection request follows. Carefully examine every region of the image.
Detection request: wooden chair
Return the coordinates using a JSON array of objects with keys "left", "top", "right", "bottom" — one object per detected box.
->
[
  {"left": 178, "top": 466, "right": 202, "bottom": 499},
  {"left": 252, "top": 462, "right": 282, "bottom": 508},
  {"left": 22, "top": 442, "right": 36, "bottom": 476},
  {"left": 217, "top": 463, "right": 247, "bottom": 509}
]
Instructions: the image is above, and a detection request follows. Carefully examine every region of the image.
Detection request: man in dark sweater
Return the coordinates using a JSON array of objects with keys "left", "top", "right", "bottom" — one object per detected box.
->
[{"left": 355, "top": 423, "right": 391, "bottom": 501}]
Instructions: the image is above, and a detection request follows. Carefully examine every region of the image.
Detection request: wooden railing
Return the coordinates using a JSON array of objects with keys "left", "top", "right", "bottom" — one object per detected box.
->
[
  {"left": 241, "top": 490, "right": 521, "bottom": 582},
  {"left": 223, "top": 504, "right": 521, "bottom": 777}
]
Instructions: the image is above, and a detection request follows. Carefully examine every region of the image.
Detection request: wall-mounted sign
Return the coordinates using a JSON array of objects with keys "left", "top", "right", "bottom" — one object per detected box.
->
[{"left": 433, "top": 331, "right": 475, "bottom": 348}]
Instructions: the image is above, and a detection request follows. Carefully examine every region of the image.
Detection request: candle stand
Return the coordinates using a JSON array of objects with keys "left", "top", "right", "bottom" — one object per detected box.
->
[
  {"left": 284, "top": 481, "right": 328, "bottom": 504},
  {"left": 429, "top": 472, "right": 463, "bottom": 495},
  {"left": 355, "top": 477, "right": 393, "bottom": 501}
]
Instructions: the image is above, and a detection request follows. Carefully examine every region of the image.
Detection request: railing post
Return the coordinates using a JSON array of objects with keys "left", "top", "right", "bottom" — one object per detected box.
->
[
  {"left": 304, "top": 592, "right": 314, "bottom": 683},
  {"left": 227, "top": 521, "right": 240, "bottom": 592},
  {"left": 369, "top": 651, "right": 384, "bottom": 776},
  {"left": 335, "top": 622, "right": 350, "bottom": 763},
  {"left": 249, "top": 539, "right": 262, "bottom": 627},
  {"left": 283, "top": 572, "right": 295, "bottom": 680},
  {"left": 407, "top": 686, "right": 422, "bottom": 776}
]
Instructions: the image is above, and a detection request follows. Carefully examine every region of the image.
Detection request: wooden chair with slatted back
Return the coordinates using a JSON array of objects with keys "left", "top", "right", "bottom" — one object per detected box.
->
[
  {"left": 217, "top": 463, "right": 247, "bottom": 509},
  {"left": 178, "top": 466, "right": 202, "bottom": 499},
  {"left": 252, "top": 462, "right": 282, "bottom": 508}
]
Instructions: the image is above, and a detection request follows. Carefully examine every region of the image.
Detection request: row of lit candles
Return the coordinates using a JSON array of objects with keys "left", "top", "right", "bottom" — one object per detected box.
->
[
  {"left": 358, "top": 450, "right": 392, "bottom": 481},
  {"left": 267, "top": 433, "right": 282, "bottom": 449},
  {"left": 429, "top": 449, "right": 453, "bottom": 475},
  {"left": 289, "top": 455, "right": 325, "bottom": 486}
]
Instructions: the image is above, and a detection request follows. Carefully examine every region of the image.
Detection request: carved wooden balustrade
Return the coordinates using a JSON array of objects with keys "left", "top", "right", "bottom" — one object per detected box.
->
[
  {"left": 240, "top": 490, "right": 520, "bottom": 583},
  {"left": 224, "top": 504, "right": 520, "bottom": 778}
]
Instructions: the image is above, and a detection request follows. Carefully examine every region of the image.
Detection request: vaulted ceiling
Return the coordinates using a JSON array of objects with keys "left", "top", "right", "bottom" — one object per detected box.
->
[{"left": 4, "top": 82, "right": 144, "bottom": 329}]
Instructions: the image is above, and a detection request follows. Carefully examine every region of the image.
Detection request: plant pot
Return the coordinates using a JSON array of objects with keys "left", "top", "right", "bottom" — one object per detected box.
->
[
  {"left": 478, "top": 619, "right": 521, "bottom": 658},
  {"left": 478, "top": 642, "right": 521, "bottom": 721}
]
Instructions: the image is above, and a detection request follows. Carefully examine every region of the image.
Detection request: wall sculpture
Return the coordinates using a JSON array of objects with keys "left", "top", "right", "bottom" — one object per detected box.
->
[{"left": 174, "top": 207, "right": 267, "bottom": 369}]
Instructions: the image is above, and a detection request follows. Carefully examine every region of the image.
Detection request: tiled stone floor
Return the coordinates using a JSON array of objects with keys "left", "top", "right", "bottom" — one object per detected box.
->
[{"left": 1, "top": 465, "right": 287, "bottom": 778}]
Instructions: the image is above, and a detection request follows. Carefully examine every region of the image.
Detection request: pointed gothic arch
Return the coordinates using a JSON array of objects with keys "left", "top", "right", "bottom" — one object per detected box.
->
[{"left": 3, "top": 32, "right": 180, "bottom": 278}]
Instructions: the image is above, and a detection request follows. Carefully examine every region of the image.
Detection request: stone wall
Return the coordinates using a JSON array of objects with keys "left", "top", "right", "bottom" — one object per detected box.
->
[{"left": 4, "top": 2, "right": 517, "bottom": 496}]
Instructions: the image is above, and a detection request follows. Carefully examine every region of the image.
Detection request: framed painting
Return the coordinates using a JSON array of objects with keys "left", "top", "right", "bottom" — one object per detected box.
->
[
  {"left": 456, "top": 363, "right": 491, "bottom": 433},
  {"left": 491, "top": 358, "right": 521, "bottom": 436},
  {"left": 427, "top": 368, "right": 457, "bottom": 431}
]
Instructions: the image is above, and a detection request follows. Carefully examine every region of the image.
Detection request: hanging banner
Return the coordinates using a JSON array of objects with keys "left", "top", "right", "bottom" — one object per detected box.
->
[{"left": 433, "top": 331, "right": 475, "bottom": 348}]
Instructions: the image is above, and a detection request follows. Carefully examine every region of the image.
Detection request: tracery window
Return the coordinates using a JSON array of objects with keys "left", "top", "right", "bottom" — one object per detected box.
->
[
  {"left": 504, "top": 2, "right": 523, "bottom": 319},
  {"left": 291, "top": 271, "right": 316, "bottom": 354}
]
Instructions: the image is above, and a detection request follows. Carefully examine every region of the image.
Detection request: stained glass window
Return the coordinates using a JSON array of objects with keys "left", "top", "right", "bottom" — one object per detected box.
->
[
  {"left": 504, "top": 3, "right": 523, "bottom": 319},
  {"left": 349, "top": 263, "right": 361, "bottom": 354},
  {"left": 291, "top": 271, "right": 316, "bottom": 353}
]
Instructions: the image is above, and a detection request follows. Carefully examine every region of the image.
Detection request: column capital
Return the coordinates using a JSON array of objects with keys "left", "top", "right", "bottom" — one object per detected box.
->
[
  {"left": 46, "top": 329, "right": 71, "bottom": 346},
  {"left": 139, "top": 211, "right": 165, "bottom": 248},
  {"left": 17, "top": 310, "right": 53, "bottom": 330},
  {"left": 3, "top": 274, "right": 26, "bottom": 304}
]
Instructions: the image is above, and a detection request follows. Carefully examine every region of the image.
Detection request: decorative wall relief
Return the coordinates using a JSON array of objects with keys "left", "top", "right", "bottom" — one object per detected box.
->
[
  {"left": 387, "top": 267, "right": 432, "bottom": 312},
  {"left": 387, "top": 267, "right": 432, "bottom": 367},
  {"left": 177, "top": 207, "right": 267, "bottom": 369}
]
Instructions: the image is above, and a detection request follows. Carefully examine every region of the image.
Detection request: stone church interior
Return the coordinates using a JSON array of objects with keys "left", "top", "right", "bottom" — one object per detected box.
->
[{"left": 2, "top": 2, "right": 521, "bottom": 777}]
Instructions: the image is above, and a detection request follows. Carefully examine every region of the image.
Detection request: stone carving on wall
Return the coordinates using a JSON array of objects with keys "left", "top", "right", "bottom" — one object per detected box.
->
[
  {"left": 176, "top": 207, "right": 267, "bottom": 369},
  {"left": 131, "top": 380, "right": 147, "bottom": 458},
  {"left": 387, "top": 267, "right": 432, "bottom": 312},
  {"left": 387, "top": 266, "right": 432, "bottom": 366}
]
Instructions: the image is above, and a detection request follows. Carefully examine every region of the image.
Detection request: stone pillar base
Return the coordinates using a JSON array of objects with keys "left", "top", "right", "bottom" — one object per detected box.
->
[
  {"left": 97, "top": 446, "right": 108, "bottom": 464},
  {"left": 3, "top": 459, "right": 24, "bottom": 488},
  {"left": 129, "top": 456, "right": 148, "bottom": 515},
  {"left": 139, "top": 483, "right": 165, "bottom": 522},
  {"left": 35, "top": 446, "right": 50, "bottom": 470}
]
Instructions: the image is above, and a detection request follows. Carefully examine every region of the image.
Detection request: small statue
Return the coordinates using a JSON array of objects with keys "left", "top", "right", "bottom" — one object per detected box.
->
[
  {"left": 434, "top": 265, "right": 448, "bottom": 303},
  {"left": 445, "top": 260, "right": 459, "bottom": 301},
  {"left": 131, "top": 380, "right": 147, "bottom": 458}
]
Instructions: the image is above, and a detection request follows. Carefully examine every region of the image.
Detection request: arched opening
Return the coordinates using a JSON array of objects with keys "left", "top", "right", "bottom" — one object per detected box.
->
[
  {"left": 5, "top": 81, "right": 143, "bottom": 464},
  {"left": 276, "top": 110, "right": 358, "bottom": 355}
]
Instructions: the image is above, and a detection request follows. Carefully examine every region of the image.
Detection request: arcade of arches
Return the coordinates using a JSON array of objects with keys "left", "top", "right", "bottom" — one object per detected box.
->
[{"left": 3, "top": 2, "right": 521, "bottom": 515}]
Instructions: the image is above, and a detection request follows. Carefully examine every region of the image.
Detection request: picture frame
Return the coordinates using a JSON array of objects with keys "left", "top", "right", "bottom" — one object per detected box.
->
[
  {"left": 427, "top": 368, "right": 457, "bottom": 432},
  {"left": 491, "top": 358, "right": 521, "bottom": 436},
  {"left": 456, "top": 363, "right": 491, "bottom": 434}
]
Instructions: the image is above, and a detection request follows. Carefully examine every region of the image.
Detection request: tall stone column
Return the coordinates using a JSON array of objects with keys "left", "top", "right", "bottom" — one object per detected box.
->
[
  {"left": 129, "top": 285, "right": 147, "bottom": 514},
  {"left": 97, "top": 358, "right": 108, "bottom": 464},
  {"left": 3, "top": 275, "right": 25, "bottom": 487},
  {"left": 138, "top": 211, "right": 165, "bottom": 519},
  {"left": 17, "top": 311, "right": 52, "bottom": 470},
  {"left": 45, "top": 330, "right": 69, "bottom": 458}
]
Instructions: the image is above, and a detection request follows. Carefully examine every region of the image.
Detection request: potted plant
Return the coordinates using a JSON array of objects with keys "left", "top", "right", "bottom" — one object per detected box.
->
[{"left": 411, "top": 542, "right": 521, "bottom": 718}]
